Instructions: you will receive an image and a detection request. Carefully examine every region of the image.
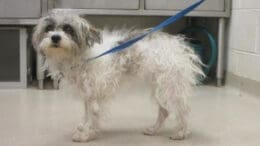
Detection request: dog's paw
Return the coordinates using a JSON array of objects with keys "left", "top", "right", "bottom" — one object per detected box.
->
[
  {"left": 72, "top": 124, "right": 98, "bottom": 142},
  {"left": 170, "top": 129, "right": 190, "bottom": 140},
  {"left": 143, "top": 127, "right": 157, "bottom": 136},
  {"left": 72, "top": 129, "right": 98, "bottom": 142}
]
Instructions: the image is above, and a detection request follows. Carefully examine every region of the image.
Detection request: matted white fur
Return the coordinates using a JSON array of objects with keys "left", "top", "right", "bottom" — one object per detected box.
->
[{"left": 32, "top": 13, "right": 204, "bottom": 142}]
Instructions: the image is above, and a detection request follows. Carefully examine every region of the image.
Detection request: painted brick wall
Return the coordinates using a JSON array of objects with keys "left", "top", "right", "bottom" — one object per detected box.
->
[{"left": 227, "top": 0, "right": 260, "bottom": 82}]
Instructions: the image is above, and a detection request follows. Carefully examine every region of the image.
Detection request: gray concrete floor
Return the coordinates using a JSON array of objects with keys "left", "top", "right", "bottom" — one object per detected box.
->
[{"left": 0, "top": 80, "right": 260, "bottom": 146}]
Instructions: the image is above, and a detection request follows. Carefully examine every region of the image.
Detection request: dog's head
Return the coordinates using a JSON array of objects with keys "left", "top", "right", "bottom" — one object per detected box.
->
[{"left": 32, "top": 13, "right": 100, "bottom": 63}]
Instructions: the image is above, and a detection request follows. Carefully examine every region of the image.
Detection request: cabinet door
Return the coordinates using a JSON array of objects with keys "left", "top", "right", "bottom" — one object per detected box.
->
[
  {"left": 0, "top": 29, "right": 20, "bottom": 82},
  {"left": 145, "top": 0, "right": 225, "bottom": 11},
  {"left": 0, "top": 0, "right": 41, "bottom": 18},
  {"left": 55, "top": 0, "right": 140, "bottom": 9}
]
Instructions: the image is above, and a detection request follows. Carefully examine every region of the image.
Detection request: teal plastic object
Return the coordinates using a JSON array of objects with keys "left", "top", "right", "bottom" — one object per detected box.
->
[
  {"left": 181, "top": 26, "right": 218, "bottom": 76},
  {"left": 189, "top": 39, "right": 204, "bottom": 61}
]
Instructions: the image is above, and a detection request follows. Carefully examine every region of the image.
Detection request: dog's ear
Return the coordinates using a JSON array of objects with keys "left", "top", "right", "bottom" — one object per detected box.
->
[
  {"left": 79, "top": 17, "right": 101, "bottom": 47},
  {"left": 32, "top": 21, "right": 41, "bottom": 50},
  {"left": 32, "top": 16, "right": 49, "bottom": 51},
  {"left": 88, "top": 27, "right": 101, "bottom": 45}
]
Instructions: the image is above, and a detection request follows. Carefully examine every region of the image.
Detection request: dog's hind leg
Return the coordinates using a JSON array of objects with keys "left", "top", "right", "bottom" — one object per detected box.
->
[
  {"left": 72, "top": 99, "right": 100, "bottom": 142},
  {"left": 145, "top": 73, "right": 190, "bottom": 139},
  {"left": 142, "top": 81, "right": 170, "bottom": 136},
  {"left": 143, "top": 105, "right": 169, "bottom": 136},
  {"left": 170, "top": 97, "right": 190, "bottom": 140}
]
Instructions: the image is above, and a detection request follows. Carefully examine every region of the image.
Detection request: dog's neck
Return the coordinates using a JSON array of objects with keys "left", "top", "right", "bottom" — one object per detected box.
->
[{"left": 46, "top": 53, "right": 85, "bottom": 76}]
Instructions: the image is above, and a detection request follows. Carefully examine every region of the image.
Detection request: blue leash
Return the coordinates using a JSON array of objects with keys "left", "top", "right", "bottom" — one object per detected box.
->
[{"left": 87, "top": 0, "right": 205, "bottom": 62}]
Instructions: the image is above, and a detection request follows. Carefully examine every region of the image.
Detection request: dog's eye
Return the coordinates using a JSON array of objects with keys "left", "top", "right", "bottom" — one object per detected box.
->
[
  {"left": 63, "top": 25, "right": 74, "bottom": 34},
  {"left": 45, "top": 25, "right": 54, "bottom": 32}
]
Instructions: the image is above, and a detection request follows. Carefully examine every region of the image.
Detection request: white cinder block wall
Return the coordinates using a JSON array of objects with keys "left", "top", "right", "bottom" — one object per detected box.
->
[{"left": 227, "top": 0, "right": 260, "bottom": 82}]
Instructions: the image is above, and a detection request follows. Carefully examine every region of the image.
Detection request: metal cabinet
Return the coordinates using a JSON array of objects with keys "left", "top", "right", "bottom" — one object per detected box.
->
[
  {"left": 0, "top": 0, "right": 41, "bottom": 18},
  {"left": 145, "top": 0, "right": 225, "bottom": 11},
  {"left": 49, "top": 0, "right": 230, "bottom": 17},
  {"left": 54, "top": 0, "right": 140, "bottom": 9},
  {"left": 0, "top": 0, "right": 230, "bottom": 88}
]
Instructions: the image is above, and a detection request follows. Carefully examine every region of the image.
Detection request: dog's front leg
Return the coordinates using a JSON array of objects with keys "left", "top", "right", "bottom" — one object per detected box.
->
[{"left": 72, "top": 98, "right": 100, "bottom": 142}]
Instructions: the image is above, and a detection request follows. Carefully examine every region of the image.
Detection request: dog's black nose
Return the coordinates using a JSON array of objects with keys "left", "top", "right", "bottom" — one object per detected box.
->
[{"left": 51, "top": 35, "right": 61, "bottom": 44}]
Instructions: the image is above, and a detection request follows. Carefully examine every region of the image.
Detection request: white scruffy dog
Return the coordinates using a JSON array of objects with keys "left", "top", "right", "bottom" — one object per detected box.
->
[{"left": 32, "top": 13, "right": 204, "bottom": 142}]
